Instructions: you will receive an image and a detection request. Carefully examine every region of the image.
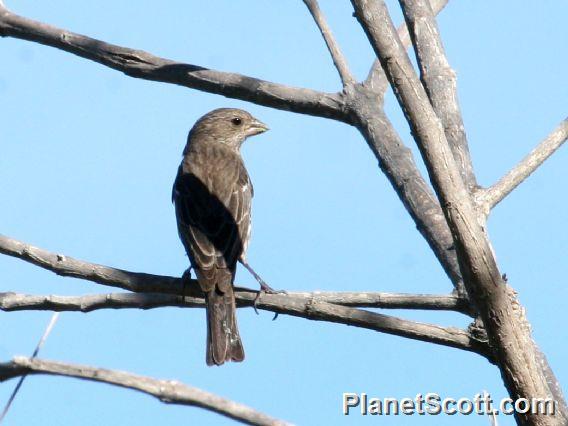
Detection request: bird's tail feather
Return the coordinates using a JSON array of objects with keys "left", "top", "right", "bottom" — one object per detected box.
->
[{"left": 205, "top": 279, "right": 244, "bottom": 366}]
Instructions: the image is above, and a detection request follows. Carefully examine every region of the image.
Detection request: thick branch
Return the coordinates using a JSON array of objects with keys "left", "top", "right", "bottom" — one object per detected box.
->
[
  {"left": 302, "top": 0, "right": 355, "bottom": 86},
  {"left": 0, "top": 6, "right": 347, "bottom": 122},
  {"left": 0, "top": 357, "right": 289, "bottom": 426},
  {"left": 399, "top": 0, "right": 476, "bottom": 188},
  {"left": 480, "top": 117, "right": 568, "bottom": 212},
  {"left": 364, "top": 0, "right": 448, "bottom": 93},
  {"left": 0, "top": 291, "right": 468, "bottom": 313},
  {"left": 0, "top": 235, "right": 484, "bottom": 354},
  {"left": 351, "top": 1, "right": 566, "bottom": 424}
]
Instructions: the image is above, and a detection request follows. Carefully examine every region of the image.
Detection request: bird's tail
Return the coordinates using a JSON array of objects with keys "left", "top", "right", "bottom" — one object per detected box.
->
[{"left": 204, "top": 270, "right": 244, "bottom": 366}]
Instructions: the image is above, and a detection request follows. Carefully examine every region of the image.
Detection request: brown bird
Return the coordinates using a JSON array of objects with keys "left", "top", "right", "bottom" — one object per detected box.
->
[{"left": 173, "top": 108, "right": 270, "bottom": 366}]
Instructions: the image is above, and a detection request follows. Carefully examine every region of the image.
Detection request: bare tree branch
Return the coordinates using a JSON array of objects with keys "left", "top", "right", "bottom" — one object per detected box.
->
[
  {"left": 0, "top": 357, "right": 290, "bottom": 426},
  {"left": 0, "top": 235, "right": 485, "bottom": 354},
  {"left": 0, "top": 234, "right": 469, "bottom": 312},
  {"left": 0, "top": 291, "right": 468, "bottom": 313},
  {"left": 399, "top": 0, "right": 476, "bottom": 188},
  {"left": 261, "top": 294, "right": 487, "bottom": 356},
  {"left": 479, "top": 117, "right": 568, "bottom": 213},
  {"left": 351, "top": 0, "right": 567, "bottom": 423},
  {"left": 2, "top": 292, "right": 484, "bottom": 354},
  {"left": 0, "top": 234, "right": 181, "bottom": 295},
  {"left": 0, "top": 292, "right": 484, "bottom": 355},
  {"left": 0, "top": 5, "right": 347, "bottom": 122},
  {"left": 364, "top": 0, "right": 448, "bottom": 92},
  {"left": 302, "top": 0, "right": 355, "bottom": 87}
]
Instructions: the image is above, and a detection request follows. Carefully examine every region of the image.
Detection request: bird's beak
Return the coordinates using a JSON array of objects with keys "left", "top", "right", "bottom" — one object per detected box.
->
[{"left": 246, "top": 119, "right": 269, "bottom": 137}]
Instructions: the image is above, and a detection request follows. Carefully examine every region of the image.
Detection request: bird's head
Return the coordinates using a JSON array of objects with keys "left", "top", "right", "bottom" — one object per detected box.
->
[{"left": 187, "top": 108, "right": 269, "bottom": 150}]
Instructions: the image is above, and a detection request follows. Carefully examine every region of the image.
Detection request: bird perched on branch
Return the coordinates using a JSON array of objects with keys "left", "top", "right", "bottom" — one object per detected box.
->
[{"left": 173, "top": 108, "right": 272, "bottom": 366}]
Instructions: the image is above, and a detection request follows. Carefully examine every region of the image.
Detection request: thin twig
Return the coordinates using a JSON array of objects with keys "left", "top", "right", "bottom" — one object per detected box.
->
[
  {"left": 0, "top": 5, "right": 347, "bottom": 123},
  {"left": 479, "top": 117, "right": 568, "bottom": 212},
  {"left": 0, "top": 357, "right": 290, "bottom": 426},
  {"left": 0, "top": 313, "right": 59, "bottom": 423},
  {"left": 302, "top": 0, "right": 355, "bottom": 86}
]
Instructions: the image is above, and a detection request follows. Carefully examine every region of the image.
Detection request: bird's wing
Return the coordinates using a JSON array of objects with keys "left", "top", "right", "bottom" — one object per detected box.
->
[
  {"left": 229, "top": 164, "right": 253, "bottom": 260},
  {"left": 173, "top": 148, "right": 252, "bottom": 292}
]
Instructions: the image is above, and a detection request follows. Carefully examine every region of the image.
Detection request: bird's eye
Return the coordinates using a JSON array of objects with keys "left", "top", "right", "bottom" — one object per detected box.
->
[{"left": 231, "top": 117, "right": 242, "bottom": 126}]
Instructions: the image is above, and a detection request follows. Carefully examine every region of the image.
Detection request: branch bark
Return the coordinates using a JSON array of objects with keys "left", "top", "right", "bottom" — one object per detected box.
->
[
  {"left": 479, "top": 117, "right": 568, "bottom": 213},
  {"left": 364, "top": 0, "right": 448, "bottom": 93},
  {"left": 0, "top": 357, "right": 290, "bottom": 426},
  {"left": 350, "top": 0, "right": 566, "bottom": 424},
  {"left": 351, "top": 0, "right": 469, "bottom": 295},
  {"left": 399, "top": 0, "right": 477, "bottom": 189},
  {"left": 0, "top": 291, "right": 468, "bottom": 313},
  {"left": 0, "top": 6, "right": 347, "bottom": 122},
  {"left": 302, "top": 0, "right": 355, "bottom": 87}
]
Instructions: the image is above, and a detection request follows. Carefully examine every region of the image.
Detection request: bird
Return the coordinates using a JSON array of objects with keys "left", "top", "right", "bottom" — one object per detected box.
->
[{"left": 172, "top": 108, "right": 270, "bottom": 366}]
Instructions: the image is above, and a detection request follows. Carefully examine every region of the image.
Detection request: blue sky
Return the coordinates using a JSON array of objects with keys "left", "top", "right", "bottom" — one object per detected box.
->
[{"left": 1, "top": 1, "right": 566, "bottom": 425}]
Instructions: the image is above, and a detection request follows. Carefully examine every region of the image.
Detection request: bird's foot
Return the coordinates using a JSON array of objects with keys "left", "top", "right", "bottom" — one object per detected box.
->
[
  {"left": 240, "top": 259, "right": 285, "bottom": 318},
  {"left": 259, "top": 281, "right": 286, "bottom": 294},
  {"left": 252, "top": 284, "right": 287, "bottom": 319}
]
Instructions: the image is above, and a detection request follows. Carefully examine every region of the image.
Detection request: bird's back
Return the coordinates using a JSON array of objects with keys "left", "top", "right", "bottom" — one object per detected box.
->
[{"left": 173, "top": 141, "right": 253, "bottom": 284}]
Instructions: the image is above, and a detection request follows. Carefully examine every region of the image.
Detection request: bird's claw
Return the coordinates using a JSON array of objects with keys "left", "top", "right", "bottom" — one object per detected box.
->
[
  {"left": 252, "top": 283, "right": 286, "bottom": 318},
  {"left": 253, "top": 291, "right": 262, "bottom": 315},
  {"left": 259, "top": 282, "right": 287, "bottom": 295}
]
